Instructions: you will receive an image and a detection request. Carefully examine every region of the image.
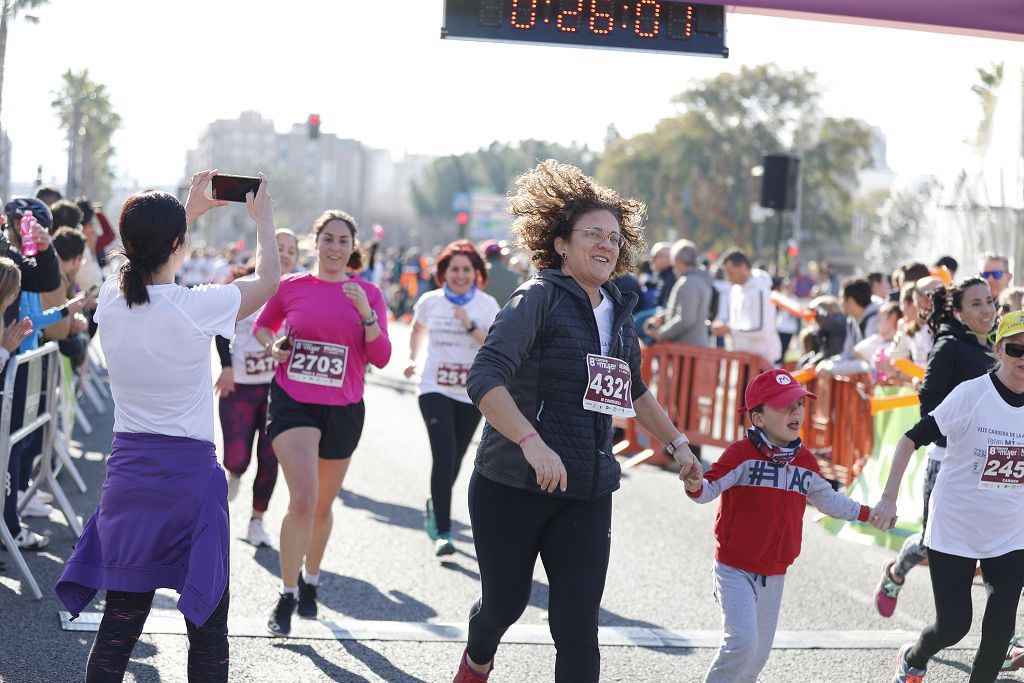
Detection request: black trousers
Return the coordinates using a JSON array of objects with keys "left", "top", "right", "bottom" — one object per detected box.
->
[
  {"left": 418, "top": 393, "right": 481, "bottom": 534},
  {"left": 907, "top": 548, "right": 1024, "bottom": 682},
  {"left": 466, "top": 472, "right": 612, "bottom": 683},
  {"left": 86, "top": 586, "right": 230, "bottom": 682}
]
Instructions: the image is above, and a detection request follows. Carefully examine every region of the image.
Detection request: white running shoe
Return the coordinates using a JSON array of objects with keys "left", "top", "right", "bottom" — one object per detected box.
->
[
  {"left": 226, "top": 474, "right": 241, "bottom": 502},
  {"left": 17, "top": 491, "right": 53, "bottom": 518},
  {"left": 32, "top": 487, "right": 53, "bottom": 504},
  {"left": 246, "top": 518, "right": 272, "bottom": 547}
]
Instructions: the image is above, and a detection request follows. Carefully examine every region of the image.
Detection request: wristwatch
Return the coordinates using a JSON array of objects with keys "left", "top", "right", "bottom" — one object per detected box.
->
[
  {"left": 466, "top": 321, "right": 478, "bottom": 333},
  {"left": 665, "top": 434, "right": 689, "bottom": 455}
]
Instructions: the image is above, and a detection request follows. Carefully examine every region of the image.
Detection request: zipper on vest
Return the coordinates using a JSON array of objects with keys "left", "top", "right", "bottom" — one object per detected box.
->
[{"left": 536, "top": 400, "right": 545, "bottom": 422}]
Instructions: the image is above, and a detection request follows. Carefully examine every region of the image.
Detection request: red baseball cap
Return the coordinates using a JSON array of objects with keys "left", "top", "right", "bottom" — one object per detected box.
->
[{"left": 738, "top": 369, "right": 816, "bottom": 414}]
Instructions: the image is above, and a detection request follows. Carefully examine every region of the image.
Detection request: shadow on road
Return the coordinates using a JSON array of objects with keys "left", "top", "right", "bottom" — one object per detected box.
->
[
  {"left": 341, "top": 640, "right": 430, "bottom": 683},
  {"left": 340, "top": 490, "right": 473, "bottom": 543},
  {"left": 273, "top": 642, "right": 372, "bottom": 682}
]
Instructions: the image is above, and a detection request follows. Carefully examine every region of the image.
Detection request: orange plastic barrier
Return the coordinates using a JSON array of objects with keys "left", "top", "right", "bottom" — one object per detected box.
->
[
  {"left": 615, "top": 344, "right": 875, "bottom": 486},
  {"left": 615, "top": 343, "right": 772, "bottom": 468},
  {"left": 893, "top": 358, "right": 926, "bottom": 381},
  {"left": 770, "top": 291, "right": 817, "bottom": 322},
  {"left": 870, "top": 392, "right": 920, "bottom": 416}
]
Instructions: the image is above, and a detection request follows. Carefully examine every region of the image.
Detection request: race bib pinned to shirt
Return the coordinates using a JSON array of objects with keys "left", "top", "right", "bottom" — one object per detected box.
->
[
  {"left": 979, "top": 445, "right": 1024, "bottom": 490},
  {"left": 243, "top": 350, "right": 275, "bottom": 377},
  {"left": 583, "top": 353, "right": 635, "bottom": 418},
  {"left": 436, "top": 363, "right": 471, "bottom": 389},
  {"left": 286, "top": 339, "right": 348, "bottom": 387}
]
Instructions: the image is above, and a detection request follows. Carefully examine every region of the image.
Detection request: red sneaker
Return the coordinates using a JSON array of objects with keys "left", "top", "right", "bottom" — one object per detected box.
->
[
  {"left": 875, "top": 560, "right": 904, "bottom": 618},
  {"left": 453, "top": 650, "right": 493, "bottom": 682}
]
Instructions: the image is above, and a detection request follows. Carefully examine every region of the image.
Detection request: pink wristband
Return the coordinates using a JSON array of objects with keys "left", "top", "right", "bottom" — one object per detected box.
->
[{"left": 517, "top": 431, "right": 539, "bottom": 447}]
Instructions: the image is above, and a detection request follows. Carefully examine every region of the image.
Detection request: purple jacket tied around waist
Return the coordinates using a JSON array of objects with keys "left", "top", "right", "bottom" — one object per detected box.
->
[{"left": 55, "top": 432, "right": 229, "bottom": 627}]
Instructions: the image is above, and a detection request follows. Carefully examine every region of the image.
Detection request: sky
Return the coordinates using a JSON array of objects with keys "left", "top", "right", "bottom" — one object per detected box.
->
[{"left": 2, "top": 0, "right": 1021, "bottom": 190}]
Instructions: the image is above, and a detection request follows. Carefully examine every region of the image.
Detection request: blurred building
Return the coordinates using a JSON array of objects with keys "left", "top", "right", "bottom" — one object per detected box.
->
[{"left": 184, "top": 111, "right": 433, "bottom": 248}]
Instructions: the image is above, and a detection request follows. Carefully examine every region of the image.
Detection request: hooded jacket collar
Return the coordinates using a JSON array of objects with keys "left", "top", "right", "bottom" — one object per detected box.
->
[
  {"left": 937, "top": 319, "right": 991, "bottom": 348},
  {"left": 536, "top": 268, "right": 632, "bottom": 308}
]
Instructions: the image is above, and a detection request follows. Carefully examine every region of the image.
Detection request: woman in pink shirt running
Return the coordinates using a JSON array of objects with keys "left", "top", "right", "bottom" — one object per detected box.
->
[{"left": 253, "top": 210, "right": 391, "bottom": 635}]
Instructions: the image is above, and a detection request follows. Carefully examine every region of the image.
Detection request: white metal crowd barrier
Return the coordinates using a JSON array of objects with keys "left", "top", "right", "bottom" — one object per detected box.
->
[{"left": 0, "top": 342, "right": 81, "bottom": 600}]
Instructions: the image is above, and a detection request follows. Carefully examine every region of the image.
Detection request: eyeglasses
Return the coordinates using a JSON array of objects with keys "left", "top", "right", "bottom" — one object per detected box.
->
[
  {"left": 981, "top": 270, "right": 1006, "bottom": 280},
  {"left": 1004, "top": 342, "right": 1024, "bottom": 358},
  {"left": 573, "top": 227, "right": 622, "bottom": 248}
]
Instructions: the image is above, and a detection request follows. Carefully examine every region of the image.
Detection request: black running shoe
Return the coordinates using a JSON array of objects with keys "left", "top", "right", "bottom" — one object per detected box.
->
[
  {"left": 297, "top": 574, "right": 318, "bottom": 619},
  {"left": 267, "top": 592, "right": 297, "bottom": 636}
]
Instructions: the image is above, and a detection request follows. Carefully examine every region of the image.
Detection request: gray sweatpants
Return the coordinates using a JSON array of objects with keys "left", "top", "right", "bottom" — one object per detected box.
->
[{"left": 704, "top": 561, "right": 786, "bottom": 683}]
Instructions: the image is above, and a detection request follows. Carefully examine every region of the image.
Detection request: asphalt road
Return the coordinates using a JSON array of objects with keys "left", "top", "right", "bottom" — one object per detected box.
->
[{"left": 2, "top": 325, "right": 1022, "bottom": 682}]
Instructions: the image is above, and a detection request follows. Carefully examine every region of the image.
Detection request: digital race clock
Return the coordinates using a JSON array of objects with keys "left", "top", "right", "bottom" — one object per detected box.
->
[{"left": 441, "top": 0, "right": 727, "bottom": 57}]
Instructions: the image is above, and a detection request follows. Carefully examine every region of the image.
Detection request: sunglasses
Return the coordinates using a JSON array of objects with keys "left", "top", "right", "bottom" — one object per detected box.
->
[
  {"left": 981, "top": 270, "right": 1006, "bottom": 280},
  {"left": 1005, "top": 342, "right": 1024, "bottom": 358}
]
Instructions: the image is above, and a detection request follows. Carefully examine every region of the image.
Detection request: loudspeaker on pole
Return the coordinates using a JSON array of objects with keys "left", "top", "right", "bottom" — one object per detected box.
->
[{"left": 760, "top": 154, "right": 800, "bottom": 211}]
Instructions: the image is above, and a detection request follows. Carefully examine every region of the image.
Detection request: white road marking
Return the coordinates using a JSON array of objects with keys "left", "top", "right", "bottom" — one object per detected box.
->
[{"left": 59, "top": 611, "right": 981, "bottom": 649}]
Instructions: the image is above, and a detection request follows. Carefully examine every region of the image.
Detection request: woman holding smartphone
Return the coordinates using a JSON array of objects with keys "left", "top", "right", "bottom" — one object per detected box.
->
[
  {"left": 254, "top": 209, "right": 391, "bottom": 636},
  {"left": 56, "top": 171, "right": 279, "bottom": 682}
]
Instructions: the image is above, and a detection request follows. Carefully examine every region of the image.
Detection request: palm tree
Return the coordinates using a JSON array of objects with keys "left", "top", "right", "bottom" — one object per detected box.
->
[
  {"left": 51, "top": 70, "right": 121, "bottom": 200},
  {"left": 0, "top": 1, "right": 49, "bottom": 150}
]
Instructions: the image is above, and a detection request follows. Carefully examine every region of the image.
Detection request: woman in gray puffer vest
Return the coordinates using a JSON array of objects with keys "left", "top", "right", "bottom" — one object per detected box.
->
[{"left": 451, "top": 160, "right": 703, "bottom": 683}]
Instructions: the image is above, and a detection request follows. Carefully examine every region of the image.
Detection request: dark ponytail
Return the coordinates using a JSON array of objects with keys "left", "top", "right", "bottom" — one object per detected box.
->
[
  {"left": 347, "top": 238, "right": 364, "bottom": 272},
  {"left": 115, "top": 191, "right": 187, "bottom": 308},
  {"left": 927, "top": 276, "right": 988, "bottom": 337}
]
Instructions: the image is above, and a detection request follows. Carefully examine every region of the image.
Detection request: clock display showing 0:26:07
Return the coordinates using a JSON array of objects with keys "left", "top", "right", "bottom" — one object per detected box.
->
[{"left": 492, "top": 0, "right": 689, "bottom": 39}]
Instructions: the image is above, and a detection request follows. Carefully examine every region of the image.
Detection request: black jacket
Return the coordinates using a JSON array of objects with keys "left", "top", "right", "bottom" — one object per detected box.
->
[
  {"left": 919, "top": 320, "right": 994, "bottom": 447},
  {"left": 467, "top": 270, "right": 646, "bottom": 500}
]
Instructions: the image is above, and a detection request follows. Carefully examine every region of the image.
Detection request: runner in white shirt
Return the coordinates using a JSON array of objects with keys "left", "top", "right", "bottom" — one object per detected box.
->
[
  {"left": 404, "top": 241, "right": 500, "bottom": 556},
  {"left": 215, "top": 229, "right": 301, "bottom": 547},
  {"left": 872, "top": 310, "right": 1024, "bottom": 683}
]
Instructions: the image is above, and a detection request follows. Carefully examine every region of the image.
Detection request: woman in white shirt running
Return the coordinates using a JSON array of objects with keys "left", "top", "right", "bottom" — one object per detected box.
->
[
  {"left": 873, "top": 310, "right": 1024, "bottom": 683},
  {"left": 404, "top": 241, "right": 500, "bottom": 556}
]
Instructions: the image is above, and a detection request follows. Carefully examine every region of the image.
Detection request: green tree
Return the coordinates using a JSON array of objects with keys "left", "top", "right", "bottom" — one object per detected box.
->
[
  {"left": 0, "top": 0, "right": 48, "bottom": 140},
  {"left": 597, "top": 65, "right": 874, "bottom": 259},
  {"left": 51, "top": 70, "right": 121, "bottom": 201},
  {"left": 410, "top": 139, "right": 599, "bottom": 231}
]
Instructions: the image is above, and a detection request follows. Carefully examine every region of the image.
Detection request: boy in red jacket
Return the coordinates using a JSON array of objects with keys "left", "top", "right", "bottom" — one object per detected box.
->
[{"left": 686, "top": 368, "right": 872, "bottom": 682}]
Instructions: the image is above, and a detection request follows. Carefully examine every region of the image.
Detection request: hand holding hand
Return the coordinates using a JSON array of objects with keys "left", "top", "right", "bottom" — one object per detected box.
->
[
  {"left": 2, "top": 317, "right": 32, "bottom": 352},
  {"left": 522, "top": 438, "right": 568, "bottom": 493},
  {"left": 215, "top": 367, "right": 236, "bottom": 397},
  {"left": 184, "top": 170, "right": 229, "bottom": 222},
  {"left": 869, "top": 498, "right": 898, "bottom": 530},
  {"left": 245, "top": 172, "right": 273, "bottom": 226}
]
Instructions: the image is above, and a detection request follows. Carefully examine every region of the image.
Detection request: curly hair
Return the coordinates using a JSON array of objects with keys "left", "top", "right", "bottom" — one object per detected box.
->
[{"left": 508, "top": 160, "right": 646, "bottom": 279}]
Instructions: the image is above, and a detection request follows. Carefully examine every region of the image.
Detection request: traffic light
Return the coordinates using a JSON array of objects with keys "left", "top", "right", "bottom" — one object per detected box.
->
[
  {"left": 455, "top": 211, "right": 470, "bottom": 226},
  {"left": 308, "top": 114, "right": 320, "bottom": 139}
]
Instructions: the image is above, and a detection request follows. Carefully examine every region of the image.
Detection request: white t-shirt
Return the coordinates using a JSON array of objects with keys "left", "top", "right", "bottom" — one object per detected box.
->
[
  {"left": 412, "top": 289, "right": 500, "bottom": 403},
  {"left": 96, "top": 278, "right": 241, "bottom": 443},
  {"left": 594, "top": 292, "right": 614, "bottom": 355},
  {"left": 925, "top": 375, "right": 1024, "bottom": 558}
]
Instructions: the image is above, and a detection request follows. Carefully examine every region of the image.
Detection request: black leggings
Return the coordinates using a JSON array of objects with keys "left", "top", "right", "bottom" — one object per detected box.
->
[
  {"left": 418, "top": 393, "right": 481, "bottom": 534},
  {"left": 466, "top": 472, "right": 612, "bottom": 683},
  {"left": 86, "top": 586, "right": 230, "bottom": 682},
  {"left": 907, "top": 548, "right": 1024, "bottom": 682}
]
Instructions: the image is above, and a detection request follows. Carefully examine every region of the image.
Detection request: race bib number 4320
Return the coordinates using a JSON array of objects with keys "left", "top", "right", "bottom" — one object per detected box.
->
[
  {"left": 582, "top": 353, "right": 636, "bottom": 418},
  {"left": 287, "top": 339, "right": 348, "bottom": 387},
  {"left": 979, "top": 445, "right": 1024, "bottom": 490}
]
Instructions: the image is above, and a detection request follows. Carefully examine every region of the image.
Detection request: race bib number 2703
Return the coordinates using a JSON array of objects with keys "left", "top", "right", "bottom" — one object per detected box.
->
[
  {"left": 582, "top": 353, "right": 636, "bottom": 418},
  {"left": 979, "top": 445, "right": 1024, "bottom": 490},
  {"left": 287, "top": 339, "right": 348, "bottom": 388}
]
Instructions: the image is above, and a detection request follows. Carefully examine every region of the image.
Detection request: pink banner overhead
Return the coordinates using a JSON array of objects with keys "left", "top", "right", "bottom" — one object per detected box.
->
[{"left": 726, "top": 0, "right": 1024, "bottom": 40}]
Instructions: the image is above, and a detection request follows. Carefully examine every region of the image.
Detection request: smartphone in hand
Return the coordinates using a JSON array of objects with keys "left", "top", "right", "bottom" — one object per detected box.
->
[{"left": 211, "top": 175, "right": 261, "bottom": 203}]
